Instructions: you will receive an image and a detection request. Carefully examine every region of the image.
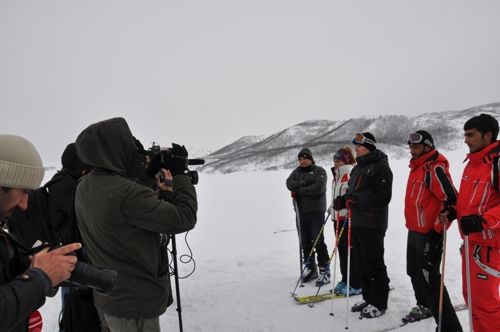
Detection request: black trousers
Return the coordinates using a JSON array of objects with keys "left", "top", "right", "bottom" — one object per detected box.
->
[
  {"left": 334, "top": 219, "right": 361, "bottom": 288},
  {"left": 352, "top": 227, "right": 390, "bottom": 310},
  {"left": 299, "top": 212, "right": 329, "bottom": 268},
  {"left": 406, "top": 231, "right": 462, "bottom": 331}
]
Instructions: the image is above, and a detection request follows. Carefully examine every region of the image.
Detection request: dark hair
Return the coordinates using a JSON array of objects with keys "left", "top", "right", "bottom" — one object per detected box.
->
[{"left": 464, "top": 114, "right": 499, "bottom": 141}]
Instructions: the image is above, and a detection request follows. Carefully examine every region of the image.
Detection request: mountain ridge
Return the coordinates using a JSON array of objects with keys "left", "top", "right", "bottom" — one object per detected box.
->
[{"left": 200, "top": 102, "right": 500, "bottom": 173}]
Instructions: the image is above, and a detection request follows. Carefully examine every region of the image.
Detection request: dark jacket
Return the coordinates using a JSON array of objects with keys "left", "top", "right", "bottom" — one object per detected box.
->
[
  {"left": 286, "top": 164, "right": 327, "bottom": 214},
  {"left": 0, "top": 230, "right": 52, "bottom": 332},
  {"left": 347, "top": 149, "right": 393, "bottom": 229},
  {"left": 6, "top": 169, "right": 79, "bottom": 249},
  {"left": 45, "top": 169, "right": 79, "bottom": 244},
  {"left": 75, "top": 117, "right": 197, "bottom": 319}
]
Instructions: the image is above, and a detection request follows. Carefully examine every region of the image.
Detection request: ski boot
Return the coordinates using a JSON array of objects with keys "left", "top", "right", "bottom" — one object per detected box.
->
[
  {"left": 337, "top": 285, "right": 362, "bottom": 296},
  {"left": 401, "top": 304, "right": 432, "bottom": 324},
  {"left": 301, "top": 263, "right": 318, "bottom": 283},
  {"left": 333, "top": 281, "right": 346, "bottom": 294},
  {"left": 315, "top": 266, "right": 330, "bottom": 287},
  {"left": 351, "top": 300, "right": 368, "bottom": 312},
  {"left": 360, "top": 304, "right": 386, "bottom": 319}
]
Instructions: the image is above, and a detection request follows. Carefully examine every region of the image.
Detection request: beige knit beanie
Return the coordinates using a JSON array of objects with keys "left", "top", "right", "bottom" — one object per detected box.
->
[{"left": 0, "top": 135, "right": 45, "bottom": 190}]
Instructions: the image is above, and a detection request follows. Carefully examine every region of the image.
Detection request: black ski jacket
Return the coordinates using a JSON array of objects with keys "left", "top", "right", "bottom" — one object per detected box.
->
[
  {"left": 0, "top": 230, "right": 52, "bottom": 332},
  {"left": 286, "top": 164, "right": 327, "bottom": 214},
  {"left": 346, "top": 150, "right": 393, "bottom": 229}
]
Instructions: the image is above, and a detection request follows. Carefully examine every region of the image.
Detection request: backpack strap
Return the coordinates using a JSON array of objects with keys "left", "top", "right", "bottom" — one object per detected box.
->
[{"left": 482, "top": 144, "right": 500, "bottom": 192}]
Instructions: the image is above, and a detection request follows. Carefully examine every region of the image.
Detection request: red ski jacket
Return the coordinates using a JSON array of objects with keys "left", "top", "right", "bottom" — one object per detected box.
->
[
  {"left": 404, "top": 150, "right": 457, "bottom": 234},
  {"left": 456, "top": 141, "right": 500, "bottom": 248}
]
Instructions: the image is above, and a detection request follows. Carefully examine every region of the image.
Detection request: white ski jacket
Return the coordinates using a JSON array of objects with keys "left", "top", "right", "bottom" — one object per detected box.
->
[{"left": 330, "top": 164, "right": 353, "bottom": 221}]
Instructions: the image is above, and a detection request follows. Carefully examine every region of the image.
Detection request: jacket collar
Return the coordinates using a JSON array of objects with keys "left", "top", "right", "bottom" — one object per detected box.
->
[
  {"left": 409, "top": 149, "right": 438, "bottom": 170},
  {"left": 466, "top": 141, "right": 500, "bottom": 163}
]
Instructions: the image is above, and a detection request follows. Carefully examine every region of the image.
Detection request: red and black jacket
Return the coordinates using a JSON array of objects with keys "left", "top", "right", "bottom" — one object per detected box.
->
[
  {"left": 404, "top": 149, "right": 457, "bottom": 234},
  {"left": 456, "top": 141, "right": 500, "bottom": 248}
]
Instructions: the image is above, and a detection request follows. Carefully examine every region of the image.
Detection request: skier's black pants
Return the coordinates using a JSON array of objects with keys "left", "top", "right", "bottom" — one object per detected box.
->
[
  {"left": 299, "top": 212, "right": 329, "bottom": 268},
  {"left": 352, "top": 227, "right": 390, "bottom": 310},
  {"left": 334, "top": 218, "right": 361, "bottom": 289},
  {"left": 406, "top": 230, "right": 462, "bottom": 331}
]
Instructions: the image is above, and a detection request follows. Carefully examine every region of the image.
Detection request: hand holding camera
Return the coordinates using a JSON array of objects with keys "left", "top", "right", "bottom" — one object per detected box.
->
[
  {"left": 157, "top": 169, "right": 174, "bottom": 190},
  {"left": 30, "top": 242, "right": 81, "bottom": 287},
  {"left": 29, "top": 242, "right": 117, "bottom": 293}
]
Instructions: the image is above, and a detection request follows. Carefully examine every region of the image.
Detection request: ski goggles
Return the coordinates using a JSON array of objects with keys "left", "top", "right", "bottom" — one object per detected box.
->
[
  {"left": 407, "top": 132, "right": 434, "bottom": 147},
  {"left": 352, "top": 133, "right": 376, "bottom": 146}
]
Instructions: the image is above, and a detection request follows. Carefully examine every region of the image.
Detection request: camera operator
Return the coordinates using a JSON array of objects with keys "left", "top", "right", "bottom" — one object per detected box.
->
[
  {"left": 74, "top": 117, "right": 198, "bottom": 332},
  {"left": 0, "top": 134, "right": 81, "bottom": 332}
]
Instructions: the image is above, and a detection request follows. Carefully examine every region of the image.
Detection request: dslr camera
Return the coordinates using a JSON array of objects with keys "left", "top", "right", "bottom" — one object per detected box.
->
[
  {"left": 147, "top": 142, "right": 205, "bottom": 185},
  {"left": 29, "top": 243, "right": 117, "bottom": 294}
]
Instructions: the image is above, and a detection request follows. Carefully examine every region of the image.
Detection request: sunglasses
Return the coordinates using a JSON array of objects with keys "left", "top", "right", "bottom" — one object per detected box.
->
[
  {"left": 352, "top": 133, "right": 376, "bottom": 146},
  {"left": 407, "top": 132, "right": 433, "bottom": 147}
]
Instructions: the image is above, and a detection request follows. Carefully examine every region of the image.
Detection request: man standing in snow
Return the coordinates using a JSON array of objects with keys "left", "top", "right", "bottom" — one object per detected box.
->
[
  {"left": 0, "top": 134, "right": 81, "bottom": 332},
  {"left": 445, "top": 114, "right": 499, "bottom": 332},
  {"left": 333, "top": 132, "right": 392, "bottom": 319},
  {"left": 286, "top": 148, "right": 329, "bottom": 286},
  {"left": 403, "top": 130, "right": 462, "bottom": 331},
  {"left": 75, "top": 117, "right": 198, "bottom": 332}
]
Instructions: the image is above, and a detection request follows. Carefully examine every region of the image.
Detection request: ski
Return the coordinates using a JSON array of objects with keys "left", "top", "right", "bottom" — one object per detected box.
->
[
  {"left": 293, "top": 292, "right": 358, "bottom": 304},
  {"left": 378, "top": 303, "right": 468, "bottom": 332}
]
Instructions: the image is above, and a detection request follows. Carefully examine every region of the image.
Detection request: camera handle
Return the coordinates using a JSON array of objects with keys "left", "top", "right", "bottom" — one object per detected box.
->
[{"left": 170, "top": 234, "right": 183, "bottom": 332}]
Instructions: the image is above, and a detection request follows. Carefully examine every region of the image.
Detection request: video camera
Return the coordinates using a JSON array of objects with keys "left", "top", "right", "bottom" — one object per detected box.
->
[
  {"left": 147, "top": 142, "right": 205, "bottom": 185},
  {"left": 28, "top": 243, "right": 117, "bottom": 294}
]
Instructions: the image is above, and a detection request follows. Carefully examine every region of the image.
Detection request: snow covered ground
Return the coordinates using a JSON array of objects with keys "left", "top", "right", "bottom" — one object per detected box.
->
[{"left": 40, "top": 145, "right": 473, "bottom": 331}]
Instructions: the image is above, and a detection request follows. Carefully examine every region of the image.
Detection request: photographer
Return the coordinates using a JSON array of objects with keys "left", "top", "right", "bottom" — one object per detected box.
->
[
  {"left": 0, "top": 134, "right": 81, "bottom": 332},
  {"left": 74, "top": 117, "right": 198, "bottom": 332}
]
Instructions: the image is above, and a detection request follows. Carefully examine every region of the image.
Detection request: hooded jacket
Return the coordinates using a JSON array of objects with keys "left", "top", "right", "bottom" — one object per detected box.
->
[
  {"left": 456, "top": 141, "right": 500, "bottom": 248},
  {"left": 75, "top": 117, "right": 197, "bottom": 318},
  {"left": 346, "top": 149, "right": 393, "bottom": 229},
  {"left": 404, "top": 150, "right": 457, "bottom": 234}
]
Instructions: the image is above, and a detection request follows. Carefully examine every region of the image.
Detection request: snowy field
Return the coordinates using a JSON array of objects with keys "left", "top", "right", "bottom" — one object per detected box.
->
[{"left": 40, "top": 145, "right": 472, "bottom": 331}]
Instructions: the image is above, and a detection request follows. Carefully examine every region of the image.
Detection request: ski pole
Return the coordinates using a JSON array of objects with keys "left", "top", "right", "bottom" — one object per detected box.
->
[
  {"left": 464, "top": 235, "right": 473, "bottom": 332},
  {"left": 171, "top": 234, "right": 184, "bottom": 332},
  {"left": 308, "top": 215, "right": 347, "bottom": 308},
  {"left": 330, "top": 210, "right": 342, "bottom": 315},
  {"left": 290, "top": 211, "right": 331, "bottom": 295},
  {"left": 292, "top": 199, "right": 303, "bottom": 280},
  {"left": 437, "top": 225, "right": 447, "bottom": 332},
  {"left": 345, "top": 208, "right": 352, "bottom": 330},
  {"left": 273, "top": 228, "right": 296, "bottom": 234}
]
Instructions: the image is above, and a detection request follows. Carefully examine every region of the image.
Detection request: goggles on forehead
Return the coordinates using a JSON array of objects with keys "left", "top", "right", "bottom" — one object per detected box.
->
[
  {"left": 352, "top": 133, "right": 376, "bottom": 146},
  {"left": 407, "top": 132, "right": 434, "bottom": 147},
  {"left": 333, "top": 151, "right": 343, "bottom": 160}
]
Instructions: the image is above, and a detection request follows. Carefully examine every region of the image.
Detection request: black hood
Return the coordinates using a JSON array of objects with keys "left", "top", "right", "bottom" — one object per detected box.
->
[{"left": 75, "top": 117, "right": 145, "bottom": 177}]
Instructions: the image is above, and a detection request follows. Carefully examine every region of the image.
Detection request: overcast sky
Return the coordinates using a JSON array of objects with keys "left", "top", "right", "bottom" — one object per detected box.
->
[{"left": 1, "top": 0, "right": 500, "bottom": 164}]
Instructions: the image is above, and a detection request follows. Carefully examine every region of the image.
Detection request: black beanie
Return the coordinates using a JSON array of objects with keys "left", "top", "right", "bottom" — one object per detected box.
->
[
  {"left": 298, "top": 147, "right": 314, "bottom": 161},
  {"left": 355, "top": 132, "right": 377, "bottom": 152}
]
